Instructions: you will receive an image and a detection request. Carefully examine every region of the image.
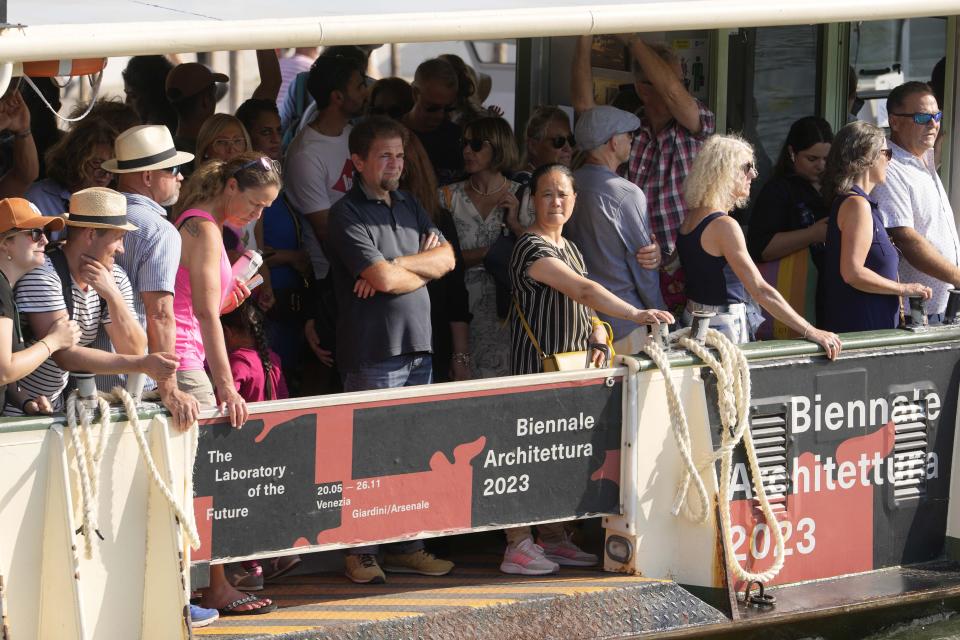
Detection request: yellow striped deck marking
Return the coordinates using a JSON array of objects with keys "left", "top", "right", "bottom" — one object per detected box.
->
[
  {"left": 267, "top": 575, "right": 664, "bottom": 594},
  {"left": 194, "top": 627, "right": 316, "bottom": 635},
  {"left": 249, "top": 610, "right": 422, "bottom": 620},
  {"left": 436, "top": 585, "right": 617, "bottom": 594},
  {"left": 297, "top": 597, "right": 519, "bottom": 607}
]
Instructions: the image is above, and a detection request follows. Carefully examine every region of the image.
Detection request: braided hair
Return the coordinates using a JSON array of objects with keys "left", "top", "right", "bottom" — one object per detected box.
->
[{"left": 222, "top": 303, "right": 275, "bottom": 400}]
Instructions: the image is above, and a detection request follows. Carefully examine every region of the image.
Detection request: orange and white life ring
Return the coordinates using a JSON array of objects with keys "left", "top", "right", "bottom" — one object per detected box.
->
[{"left": 20, "top": 58, "right": 106, "bottom": 77}]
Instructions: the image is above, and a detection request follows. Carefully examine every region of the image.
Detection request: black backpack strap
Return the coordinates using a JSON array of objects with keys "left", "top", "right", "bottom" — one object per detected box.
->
[{"left": 48, "top": 249, "right": 74, "bottom": 320}]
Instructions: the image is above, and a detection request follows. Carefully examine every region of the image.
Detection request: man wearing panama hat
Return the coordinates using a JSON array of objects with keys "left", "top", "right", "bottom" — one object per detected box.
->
[
  {"left": 11, "top": 186, "right": 178, "bottom": 414},
  {"left": 93, "top": 124, "right": 200, "bottom": 430}
]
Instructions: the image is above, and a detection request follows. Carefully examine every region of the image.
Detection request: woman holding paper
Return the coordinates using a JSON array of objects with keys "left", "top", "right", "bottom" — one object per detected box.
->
[{"left": 171, "top": 153, "right": 281, "bottom": 427}]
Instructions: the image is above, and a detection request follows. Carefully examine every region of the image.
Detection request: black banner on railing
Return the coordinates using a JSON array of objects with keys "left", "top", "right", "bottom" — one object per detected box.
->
[{"left": 192, "top": 377, "right": 622, "bottom": 561}]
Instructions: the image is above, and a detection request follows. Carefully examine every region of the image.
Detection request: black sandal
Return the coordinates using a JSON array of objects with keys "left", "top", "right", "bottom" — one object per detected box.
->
[{"left": 218, "top": 593, "right": 277, "bottom": 616}]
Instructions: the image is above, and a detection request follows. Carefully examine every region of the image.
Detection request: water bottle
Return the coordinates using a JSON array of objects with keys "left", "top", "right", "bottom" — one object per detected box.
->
[{"left": 231, "top": 249, "right": 263, "bottom": 285}]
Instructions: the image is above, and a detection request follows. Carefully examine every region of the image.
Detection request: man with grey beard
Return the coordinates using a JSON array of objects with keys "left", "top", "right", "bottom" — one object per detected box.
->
[
  {"left": 94, "top": 124, "right": 200, "bottom": 430},
  {"left": 325, "top": 115, "right": 455, "bottom": 584}
]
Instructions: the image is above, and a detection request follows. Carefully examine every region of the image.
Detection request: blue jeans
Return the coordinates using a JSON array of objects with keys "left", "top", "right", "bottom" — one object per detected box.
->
[
  {"left": 342, "top": 353, "right": 433, "bottom": 392},
  {"left": 343, "top": 353, "right": 431, "bottom": 556}
]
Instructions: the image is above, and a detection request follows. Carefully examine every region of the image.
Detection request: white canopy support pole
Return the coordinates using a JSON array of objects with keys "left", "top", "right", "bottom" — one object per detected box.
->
[
  {"left": 0, "top": 62, "right": 13, "bottom": 99},
  {"left": 0, "top": 0, "right": 958, "bottom": 63}
]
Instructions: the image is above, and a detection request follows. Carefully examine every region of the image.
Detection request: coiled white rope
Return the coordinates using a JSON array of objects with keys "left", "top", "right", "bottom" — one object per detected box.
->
[
  {"left": 64, "top": 387, "right": 202, "bottom": 560},
  {"left": 642, "top": 327, "right": 785, "bottom": 584},
  {"left": 65, "top": 390, "right": 110, "bottom": 559}
]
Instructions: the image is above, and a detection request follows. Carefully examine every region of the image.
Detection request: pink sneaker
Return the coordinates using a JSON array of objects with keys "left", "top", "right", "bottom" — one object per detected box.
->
[
  {"left": 500, "top": 538, "right": 560, "bottom": 575},
  {"left": 537, "top": 533, "right": 598, "bottom": 567}
]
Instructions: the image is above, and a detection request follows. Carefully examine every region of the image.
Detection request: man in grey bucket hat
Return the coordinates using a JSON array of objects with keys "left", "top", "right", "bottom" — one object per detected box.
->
[{"left": 563, "top": 104, "right": 667, "bottom": 356}]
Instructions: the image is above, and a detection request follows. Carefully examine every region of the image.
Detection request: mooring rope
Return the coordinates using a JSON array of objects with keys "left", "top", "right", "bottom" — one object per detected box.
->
[
  {"left": 64, "top": 387, "right": 201, "bottom": 560},
  {"left": 642, "top": 327, "right": 785, "bottom": 584}
]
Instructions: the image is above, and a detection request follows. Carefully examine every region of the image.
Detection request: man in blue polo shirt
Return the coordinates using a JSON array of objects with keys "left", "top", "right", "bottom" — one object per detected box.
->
[{"left": 326, "top": 115, "right": 456, "bottom": 584}]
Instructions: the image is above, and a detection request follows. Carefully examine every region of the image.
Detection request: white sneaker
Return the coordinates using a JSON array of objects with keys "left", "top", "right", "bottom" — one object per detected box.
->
[
  {"left": 537, "top": 532, "right": 599, "bottom": 567},
  {"left": 500, "top": 538, "right": 560, "bottom": 575}
]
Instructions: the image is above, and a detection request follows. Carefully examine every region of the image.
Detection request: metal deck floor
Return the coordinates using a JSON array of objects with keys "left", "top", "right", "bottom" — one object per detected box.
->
[{"left": 192, "top": 555, "right": 727, "bottom": 639}]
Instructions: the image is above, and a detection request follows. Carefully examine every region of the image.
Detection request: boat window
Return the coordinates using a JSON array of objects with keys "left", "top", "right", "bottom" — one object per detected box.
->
[
  {"left": 850, "top": 18, "right": 947, "bottom": 127},
  {"left": 726, "top": 25, "right": 821, "bottom": 198}
]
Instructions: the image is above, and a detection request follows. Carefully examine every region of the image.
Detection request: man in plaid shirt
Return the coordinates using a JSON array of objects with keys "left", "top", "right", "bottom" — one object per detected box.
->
[{"left": 572, "top": 35, "right": 715, "bottom": 312}]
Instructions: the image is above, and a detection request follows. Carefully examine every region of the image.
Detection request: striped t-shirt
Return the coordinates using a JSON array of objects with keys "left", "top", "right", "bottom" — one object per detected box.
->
[
  {"left": 6, "top": 255, "right": 135, "bottom": 414},
  {"left": 509, "top": 233, "right": 592, "bottom": 375}
]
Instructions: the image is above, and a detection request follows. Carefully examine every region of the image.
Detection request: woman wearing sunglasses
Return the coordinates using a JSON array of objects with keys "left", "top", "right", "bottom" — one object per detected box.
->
[
  {"left": 0, "top": 199, "right": 80, "bottom": 415},
  {"left": 439, "top": 116, "right": 521, "bottom": 378},
  {"left": 511, "top": 106, "right": 576, "bottom": 229},
  {"left": 820, "top": 121, "right": 931, "bottom": 332},
  {"left": 677, "top": 134, "right": 841, "bottom": 358},
  {"left": 518, "top": 106, "right": 576, "bottom": 181}
]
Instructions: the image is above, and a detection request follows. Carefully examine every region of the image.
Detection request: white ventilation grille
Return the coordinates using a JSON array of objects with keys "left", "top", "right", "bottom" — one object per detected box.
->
[
  {"left": 749, "top": 412, "right": 789, "bottom": 514},
  {"left": 891, "top": 399, "right": 928, "bottom": 502}
]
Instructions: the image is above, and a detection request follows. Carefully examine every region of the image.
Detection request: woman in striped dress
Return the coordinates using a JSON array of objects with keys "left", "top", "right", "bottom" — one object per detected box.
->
[{"left": 500, "top": 163, "right": 672, "bottom": 576}]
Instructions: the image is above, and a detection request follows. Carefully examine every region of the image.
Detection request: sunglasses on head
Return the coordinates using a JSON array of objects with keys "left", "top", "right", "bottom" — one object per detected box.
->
[
  {"left": 232, "top": 156, "right": 281, "bottom": 177},
  {"left": 547, "top": 134, "right": 576, "bottom": 149},
  {"left": 462, "top": 137, "right": 488, "bottom": 152},
  {"left": 892, "top": 111, "right": 943, "bottom": 125},
  {"left": 424, "top": 103, "right": 457, "bottom": 114}
]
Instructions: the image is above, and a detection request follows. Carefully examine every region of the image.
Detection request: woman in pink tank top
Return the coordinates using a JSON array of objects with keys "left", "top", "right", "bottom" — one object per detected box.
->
[
  {"left": 173, "top": 153, "right": 281, "bottom": 424},
  {"left": 173, "top": 153, "right": 281, "bottom": 616}
]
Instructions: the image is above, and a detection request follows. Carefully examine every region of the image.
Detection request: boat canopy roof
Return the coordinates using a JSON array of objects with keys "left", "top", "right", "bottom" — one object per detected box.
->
[{"left": 0, "top": 0, "right": 956, "bottom": 63}]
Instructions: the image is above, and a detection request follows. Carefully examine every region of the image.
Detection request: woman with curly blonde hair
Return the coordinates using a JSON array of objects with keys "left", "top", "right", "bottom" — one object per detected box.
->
[{"left": 677, "top": 134, "right": 841, "bottom": 358}]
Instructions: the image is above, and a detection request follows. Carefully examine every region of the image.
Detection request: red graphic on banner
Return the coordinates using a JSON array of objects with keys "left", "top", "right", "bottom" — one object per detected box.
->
[
  {"left": 311, "top": 436, "right": 486, "bottom": 545},
  {"left": 591, "top": 449, "right": 620, "bottom": 483},
  {"left": 729, "top": 420, "right": 896, "bottom": 588},
  {"left": 193, "top": 495, "right": 214, "bottom": 562}
]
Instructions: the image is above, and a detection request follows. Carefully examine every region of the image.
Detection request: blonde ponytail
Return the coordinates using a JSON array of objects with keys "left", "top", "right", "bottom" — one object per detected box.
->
[{"left": 173, "top": 159, "right": 227, "bottom": 218}]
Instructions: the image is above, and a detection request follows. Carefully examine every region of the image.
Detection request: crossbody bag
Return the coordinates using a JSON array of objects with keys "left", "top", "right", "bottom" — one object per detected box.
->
[{"left": 512, "top": 297, "right": 614, "bottom": 372}]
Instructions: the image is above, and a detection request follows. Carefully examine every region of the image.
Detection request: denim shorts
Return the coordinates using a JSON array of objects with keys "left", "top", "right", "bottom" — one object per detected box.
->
[{"left": 683, "top": 301, "right": 750, "bottom": 345}]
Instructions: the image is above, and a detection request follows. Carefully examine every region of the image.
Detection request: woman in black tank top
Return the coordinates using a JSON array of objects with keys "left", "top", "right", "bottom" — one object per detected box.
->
[{"left": 678, "top": 134, "right": 841, "bottom": 359}]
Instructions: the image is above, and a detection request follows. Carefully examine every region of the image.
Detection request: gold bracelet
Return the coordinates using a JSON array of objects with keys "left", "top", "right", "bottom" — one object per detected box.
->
[
  {"left": 802, "top": 326, "right": 811, "bottom": 339},
  {"left": 590, "top": 316, "right": 603, "bottom": 327},
  {"left": 37, "top": 339, "right": 51, "bottom": 356}
]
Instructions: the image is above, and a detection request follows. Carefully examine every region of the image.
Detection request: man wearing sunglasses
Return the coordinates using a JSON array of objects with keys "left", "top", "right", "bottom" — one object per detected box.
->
[
  {"left": 402, "top": 58, "right": 465, "bottom": 186},
  {"left": 873, "top": 81, "right": 960, "bottom": 324},
  {"left": 89, "top": 124, "right": 200, "bottom": 430}
]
